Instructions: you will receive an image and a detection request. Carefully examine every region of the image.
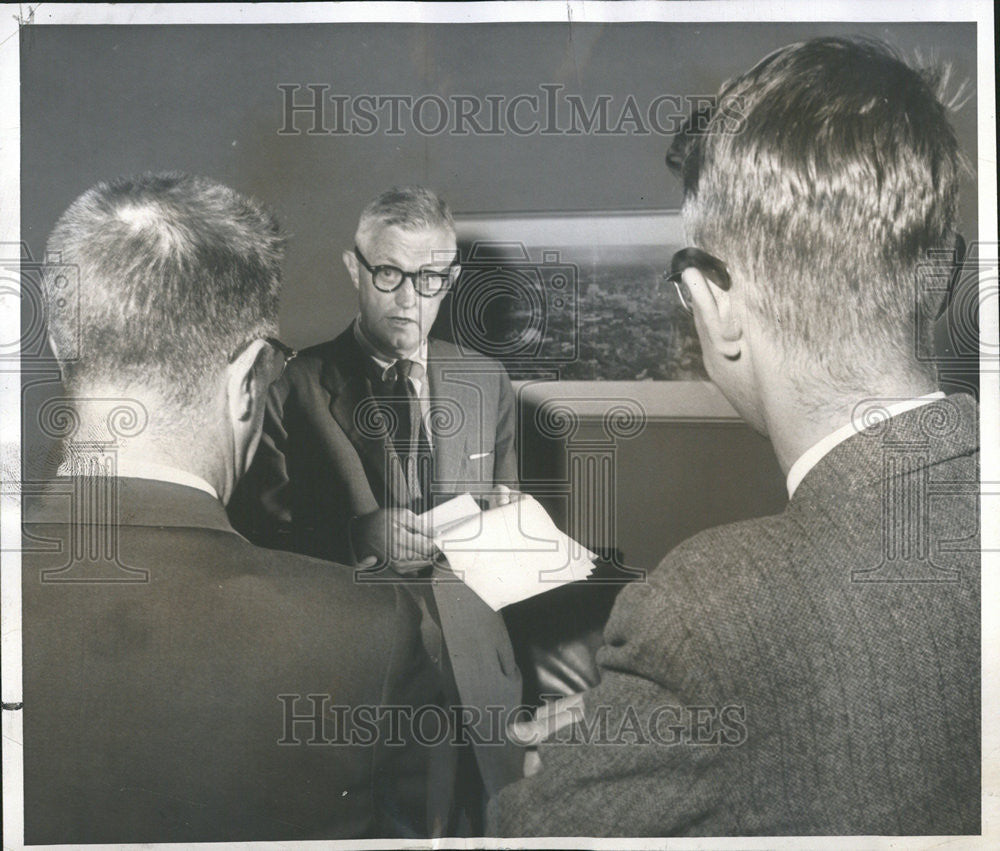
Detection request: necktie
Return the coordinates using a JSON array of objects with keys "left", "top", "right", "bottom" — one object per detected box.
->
[
  {"left": 379, "top": 362, "right": 456, "bottom": 829},
  {"left": 389, "top": 359, "right": 432, "bottom": 509}
]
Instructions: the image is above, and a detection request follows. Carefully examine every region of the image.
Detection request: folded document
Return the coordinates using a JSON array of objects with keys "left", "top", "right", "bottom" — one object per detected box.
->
[{"left": 420, "top": 494, "right": 596, "bottom": 611}]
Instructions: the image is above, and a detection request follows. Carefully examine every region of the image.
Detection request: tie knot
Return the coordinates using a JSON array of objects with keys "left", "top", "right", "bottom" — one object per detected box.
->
[{"left": 393, "top": 359, "right": 424, "bottom": 383}]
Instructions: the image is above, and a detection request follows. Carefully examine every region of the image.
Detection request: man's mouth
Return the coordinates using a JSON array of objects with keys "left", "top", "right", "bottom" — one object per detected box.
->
[{"left": 387, "top": 316, "right": 417, "bottom": 325}]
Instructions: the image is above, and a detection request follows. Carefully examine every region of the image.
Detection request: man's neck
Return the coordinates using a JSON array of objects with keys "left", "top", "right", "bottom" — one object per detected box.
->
[
  {"left": 762, "top": 375, "right": 941, "bottom": 477},
  {"left": 353, "top": 316, "right": 426, "bottom": 364},
  {"left": 62, "top": 443, "right": 218, "bottom": 494},
  {"left": 58, "top": 403, "right": 224, "bottom": 498}
]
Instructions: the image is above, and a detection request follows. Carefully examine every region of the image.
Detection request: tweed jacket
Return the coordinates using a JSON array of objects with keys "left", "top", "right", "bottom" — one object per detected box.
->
[{"left": 491, "top": 393, "right": 980, "bottom": 836}]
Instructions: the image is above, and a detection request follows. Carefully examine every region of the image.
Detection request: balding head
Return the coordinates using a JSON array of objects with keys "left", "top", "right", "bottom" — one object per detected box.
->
[{"left": 44, "top": 172, "right": 284, "bottom": 410}]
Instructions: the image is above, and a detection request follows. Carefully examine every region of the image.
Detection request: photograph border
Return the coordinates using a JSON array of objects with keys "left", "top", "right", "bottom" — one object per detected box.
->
[{"left": 1, "top": 3, "right": 995, "bottom": 850}]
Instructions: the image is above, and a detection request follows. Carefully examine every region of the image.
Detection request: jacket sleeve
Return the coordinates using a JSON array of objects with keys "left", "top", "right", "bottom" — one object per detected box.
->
[
  {"left": 370, "top": 585, "right": 447, "bottom": 837},
  {"left": 488, "top": 555, "right": 747, "bottom": 837}
]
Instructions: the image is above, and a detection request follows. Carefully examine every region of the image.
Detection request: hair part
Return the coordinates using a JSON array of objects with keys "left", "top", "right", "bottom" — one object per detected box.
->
[
  {"left": 354, "top": 185, "right": 456, "bottom": 250},
  {"left": 43, "top": 172, "right": 285, "bottom": 409},
  {"left": 679, "top": 37, "right": 967, "bottom": 396}
]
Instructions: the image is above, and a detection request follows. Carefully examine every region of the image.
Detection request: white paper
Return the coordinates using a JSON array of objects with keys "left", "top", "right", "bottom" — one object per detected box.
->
[
  {"left": 419, "top": 492, "right": 481, "bottom": 535},
  {"left": 423, "top": 494, "right": 597, "bottom": 610}
]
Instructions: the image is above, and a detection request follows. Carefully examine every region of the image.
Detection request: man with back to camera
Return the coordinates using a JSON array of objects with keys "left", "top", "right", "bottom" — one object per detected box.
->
[
  {"left": 22, "top": 172, "right": 441, "bottom": 843},
  {"left": 491, "top": 37, "right": 980, "bottom": 836},
  {"left": 228, "top": 185, "right": 525, "bottom": 833}
]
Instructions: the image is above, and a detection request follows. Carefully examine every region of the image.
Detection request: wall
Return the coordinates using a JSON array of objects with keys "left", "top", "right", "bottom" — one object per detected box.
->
[{"left": 21, "top": 22, "right": 979, "bottom": 348}]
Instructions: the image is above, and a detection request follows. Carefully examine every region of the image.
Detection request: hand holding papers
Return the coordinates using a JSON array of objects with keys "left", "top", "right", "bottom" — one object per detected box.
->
[
  {"left": 350, "top": 506, "right": 436, "bottom": 574},
  {"left": 421, "top": 493, "right": 597, "bottom": 611}
]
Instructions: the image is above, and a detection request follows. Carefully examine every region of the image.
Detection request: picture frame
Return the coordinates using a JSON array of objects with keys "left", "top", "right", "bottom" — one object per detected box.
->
[{"left": 449, "top": 210, "right": 707, "bottom": 384}]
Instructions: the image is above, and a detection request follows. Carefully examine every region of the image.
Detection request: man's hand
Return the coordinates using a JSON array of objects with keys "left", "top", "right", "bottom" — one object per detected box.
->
[
  {"left": 508, "top": 692, "right": 586, "bottom": 777},
  {"left": 482, "top": 484, "right": 524, "bottom": 510},
  {"left": 350, "top": 507, "right": 435, "bottom": 574}
]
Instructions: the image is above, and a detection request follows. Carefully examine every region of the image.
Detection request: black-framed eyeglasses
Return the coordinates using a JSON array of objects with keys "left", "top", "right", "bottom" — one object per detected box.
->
[
  {"left": 227, "top": 336, "right": 298, "bottom": 380},
  {"left": 662, "top": 247, "right": 732, "bottom": 314},
  {"left": 354, "top": 244, "right": 460, "bottom": 297}
]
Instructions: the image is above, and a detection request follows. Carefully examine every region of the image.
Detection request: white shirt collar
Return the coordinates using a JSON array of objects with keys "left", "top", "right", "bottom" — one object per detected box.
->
[
  {"left": 785, "top": 391, "right": 946, "bottom": 498},
  {"left": 57, "top": 457, "right": 219, "bottom": 500}
]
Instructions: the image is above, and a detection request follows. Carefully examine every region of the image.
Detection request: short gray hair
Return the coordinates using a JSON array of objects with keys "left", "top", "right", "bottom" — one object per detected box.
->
[
  {"left": 354, "top": 185, "right": 455, "bottom": 249},
  {"left": 43, "top": 172, "right": 284, "bottom": 406},
  {"left": 679, "top": 37, "right": 965, "bottom": 394}
]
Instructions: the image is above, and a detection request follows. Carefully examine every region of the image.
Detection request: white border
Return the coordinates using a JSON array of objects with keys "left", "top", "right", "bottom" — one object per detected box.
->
[
  {"left": 975, "top": 4, "right": 999, "bottom": 851},
  {"left": 0, "top": 3, "right": 22, "bottom": 850},
  {"left": 6, "top": 0, "right": 994, "bottom": 25},
  {"left": 1, "top": 3, "right": 995, "bottom": 850}
]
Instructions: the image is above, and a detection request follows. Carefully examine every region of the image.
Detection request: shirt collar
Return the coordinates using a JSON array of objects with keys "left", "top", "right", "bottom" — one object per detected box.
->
[
  {"left": 57, "top": 456, "right": 219, "bottom": 500},
  {"left": 785, "top": 391, "right": 946, "bottom": 498},
  {"left": 353, "top": 316, "right": 428, "bottom": 382}
]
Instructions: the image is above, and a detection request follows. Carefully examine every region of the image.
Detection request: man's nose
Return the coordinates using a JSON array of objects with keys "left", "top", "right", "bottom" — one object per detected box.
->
[{"left": 394, "top": 276, "right": 418, "bottom": 307}]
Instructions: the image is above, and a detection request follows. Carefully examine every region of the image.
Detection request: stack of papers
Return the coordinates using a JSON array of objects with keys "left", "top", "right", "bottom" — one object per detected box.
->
[{"left": 420, "top": 493, "right": 597, "bottom": 611}]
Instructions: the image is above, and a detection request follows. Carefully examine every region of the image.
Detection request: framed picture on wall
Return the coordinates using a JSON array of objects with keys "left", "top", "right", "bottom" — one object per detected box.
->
[{"left": 445, "top": 210, "right": 707, "bottom": 382}]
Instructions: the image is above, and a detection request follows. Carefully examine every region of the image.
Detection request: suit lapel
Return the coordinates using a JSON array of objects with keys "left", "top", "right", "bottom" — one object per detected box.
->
[
  {"left": 426, "top": 340, "right": 473, "bottom": 500},
  {"left": 320, "top": 331, "right": 410, "bottom": 508}
]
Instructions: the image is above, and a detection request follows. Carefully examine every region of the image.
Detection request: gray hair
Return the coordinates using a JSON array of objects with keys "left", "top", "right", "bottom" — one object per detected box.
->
[
  {"left": 680, "top": 37, "right": 966, "bottom": 394},
  {"left": 354, "top": 185, "right": 455, "bottom": 249},
  {"left": 43, "top": 172, "right": 284, "bottom": 407}
]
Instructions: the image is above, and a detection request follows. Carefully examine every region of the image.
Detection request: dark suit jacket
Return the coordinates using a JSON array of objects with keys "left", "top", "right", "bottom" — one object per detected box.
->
[
  {"left": 229, "top": 327, "right": 524, "bottom": 802},
  {"left": 22, "top": 477, "right": 440, "bottom": 844},
  {"left": 491, "top": 393, "right": 980, "bottom": 836}
]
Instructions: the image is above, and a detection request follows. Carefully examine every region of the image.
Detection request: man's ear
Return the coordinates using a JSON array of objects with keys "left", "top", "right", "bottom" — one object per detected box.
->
[
  {"left": 684, "top": 266, "right": 743, "bottom": 360},
  {"left": 47, "top": 333, "right": 62, "bottom": 363},
  {"left": 46, "top": 333, "right": 68, "bottom": 382},
  {"left": 342, "top": 249, "right": 360, "bottom": 291},
  {"left": 225, "top": 339, "right": 272, "bottom": 424}
]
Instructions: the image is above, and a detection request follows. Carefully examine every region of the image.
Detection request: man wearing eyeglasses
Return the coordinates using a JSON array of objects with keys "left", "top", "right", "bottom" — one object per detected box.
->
[
  {"left": 491, "top": 37, "right": 979, "bottom": 837},
  {"left": 230, "top": 185, "right": 524, "bottom": 834},
  {"left": 22, "top": 173, "right": 440, "bottom": 842}
]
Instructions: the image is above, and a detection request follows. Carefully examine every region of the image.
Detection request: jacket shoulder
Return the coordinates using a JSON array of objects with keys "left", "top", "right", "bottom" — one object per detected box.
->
[
  {"left": 214, "top": 531, "right": 420, "bottom": 673},
  {"left": 274, "top": 329, "right": 358, "bottom": 402},
  {"left": 428, "top": 337, "right": 506, "bottom": 369},
  {"left": 239, "top": 537, "right": 395, "bottom": 606},
  {"left": 602, "top": 514, "right": 793, "bottom": 649},
  {"left": 652, "top": 513, "right": 791, "bottom": 582},
  {"left": 292, "top": 328, "right": 355, "bottom": 372},
  {"left": 297, "top": 329, "right": 352, "bottom": 360}
]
